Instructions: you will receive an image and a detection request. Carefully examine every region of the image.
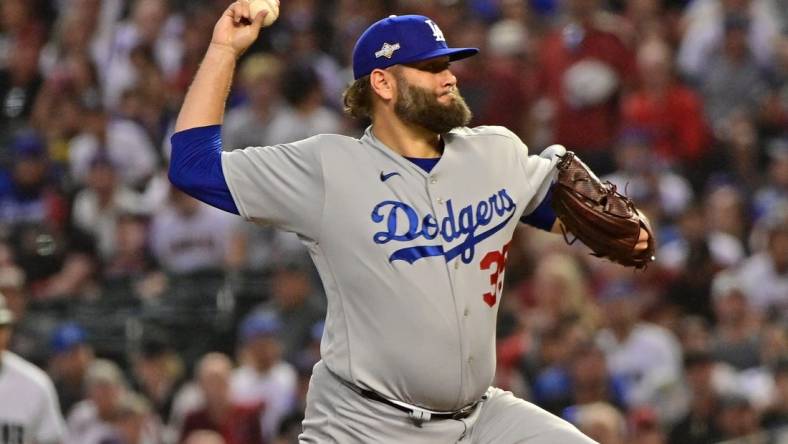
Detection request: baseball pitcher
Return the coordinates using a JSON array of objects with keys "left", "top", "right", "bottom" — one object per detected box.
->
[{"left": 169, "top": 3, "right": 653, "bottom": 443}]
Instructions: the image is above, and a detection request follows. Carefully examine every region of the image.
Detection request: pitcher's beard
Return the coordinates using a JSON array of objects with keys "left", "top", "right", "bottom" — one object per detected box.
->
[{"left": 393, "top": 75, "right": 472, "bottom": 135}]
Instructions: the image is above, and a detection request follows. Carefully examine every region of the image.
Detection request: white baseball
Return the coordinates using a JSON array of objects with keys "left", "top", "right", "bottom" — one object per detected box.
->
[{"left": 247, "top": 0, "right": 279, "bottom": 27}]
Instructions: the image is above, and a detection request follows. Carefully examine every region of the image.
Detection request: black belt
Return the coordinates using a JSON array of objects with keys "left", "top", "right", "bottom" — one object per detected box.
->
[
  {"left": 326, "top": 365, "right": 484, "bottom": 425},
  {"left": 357, "top": 387, "right": 482, "bottom": 422}
]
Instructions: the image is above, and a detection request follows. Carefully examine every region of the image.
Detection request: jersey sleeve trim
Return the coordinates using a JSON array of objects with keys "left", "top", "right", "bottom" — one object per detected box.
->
[
  {"left": 520, "top": 184, "right": 557, "bottom": 231},
  {"left": 168, "top": 125, "right": 239, "bottom": 214},
  {"left": 220, "top": 150, "right": 250, "bottom": 220}
]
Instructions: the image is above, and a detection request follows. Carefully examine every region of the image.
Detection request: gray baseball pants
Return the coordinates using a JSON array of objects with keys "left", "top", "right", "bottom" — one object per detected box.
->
[{"left": 299, "top": 361, "right": 597, "bottom": 444}]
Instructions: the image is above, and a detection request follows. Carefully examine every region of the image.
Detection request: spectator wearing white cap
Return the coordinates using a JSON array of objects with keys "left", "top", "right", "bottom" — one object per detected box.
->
[
  {"left": 65, "top": 358, "right": 128, "bottom": 444},
  {"left": 0, "top": 292, "right": 66, "bottom": 444}
]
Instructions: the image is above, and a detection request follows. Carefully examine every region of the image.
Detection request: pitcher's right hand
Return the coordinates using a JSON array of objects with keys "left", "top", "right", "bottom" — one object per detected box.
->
[{"left": 211, "top": 1, "right": 267, "bottom": 57}]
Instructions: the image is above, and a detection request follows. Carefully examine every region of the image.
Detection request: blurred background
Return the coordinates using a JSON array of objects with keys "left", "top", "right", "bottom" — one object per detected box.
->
[{"left": 0, "top": 0, "right": 786, "bottom": 443}]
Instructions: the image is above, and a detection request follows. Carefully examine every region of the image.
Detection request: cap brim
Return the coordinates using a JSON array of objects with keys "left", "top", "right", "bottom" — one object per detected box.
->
[
  {"left": 403, "top": 47, "right": 479, "bottom": 65},
  {"left": 0, "top": 311, "right": 13, "bottom": 325}
]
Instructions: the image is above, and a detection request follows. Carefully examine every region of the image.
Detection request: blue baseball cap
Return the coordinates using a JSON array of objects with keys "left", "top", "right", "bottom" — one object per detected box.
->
[
  {"left": 240, "top": 311, "right": 282, "bottom": 342},
  {"left": 352, "top": 15, "right": 479, "bottom": 80},
  {"left": 51, "top": 322, "right": 88, "bottom": 354},
  {"left": 11, "top": 130, "right": 46, "bottom": 159}
]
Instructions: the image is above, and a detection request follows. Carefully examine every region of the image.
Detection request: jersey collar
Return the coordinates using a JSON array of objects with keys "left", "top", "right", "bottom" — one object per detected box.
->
[{"left": 362, "top": 125, "right": 454, "bottom": 179}]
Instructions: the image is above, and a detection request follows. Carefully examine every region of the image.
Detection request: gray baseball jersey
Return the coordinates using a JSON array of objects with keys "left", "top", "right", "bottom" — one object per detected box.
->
[{"left": 222, "top": 125, "right": 563, "bottom": 412}]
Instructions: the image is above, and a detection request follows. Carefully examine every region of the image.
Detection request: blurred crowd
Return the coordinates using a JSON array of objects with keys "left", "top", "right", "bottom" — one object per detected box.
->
[{"left": 0, "top": 0, "right": 786, "bottom": 443}]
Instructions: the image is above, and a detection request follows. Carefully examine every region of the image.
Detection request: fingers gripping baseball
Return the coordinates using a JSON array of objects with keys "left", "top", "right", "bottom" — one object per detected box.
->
[{"left": 211, "top": 1, "right": 268, "bottom": 56}]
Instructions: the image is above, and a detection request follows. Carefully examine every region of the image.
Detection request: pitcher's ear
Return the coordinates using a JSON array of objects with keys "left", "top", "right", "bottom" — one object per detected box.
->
[{"left": 370, "top": 68, "right": 396, "bottom": 102}]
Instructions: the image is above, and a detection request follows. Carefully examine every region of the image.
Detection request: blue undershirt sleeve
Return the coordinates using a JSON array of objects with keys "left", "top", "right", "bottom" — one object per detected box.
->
[
  {"left": 168, "top": 125, "right": 239, "bottom": 214},
  {"left": 520, "top": 184, "right": 557, "bottom": 231}
]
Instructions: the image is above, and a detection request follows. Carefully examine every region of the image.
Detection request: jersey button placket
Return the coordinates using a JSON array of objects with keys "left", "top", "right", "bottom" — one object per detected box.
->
[{"left": 430, "top": 175, "right": 444, "bottom": 204}]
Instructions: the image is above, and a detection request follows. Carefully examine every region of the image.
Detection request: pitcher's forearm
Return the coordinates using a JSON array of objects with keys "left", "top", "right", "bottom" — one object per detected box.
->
[{"left": 175, "top": 43, "right": 239, "bottom": 132}]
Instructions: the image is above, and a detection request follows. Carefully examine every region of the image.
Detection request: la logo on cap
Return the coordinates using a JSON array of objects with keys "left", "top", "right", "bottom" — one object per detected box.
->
[
  {"left": 375, "top": 42, "right": 401, "bottom": 59},
  {"left": 425, "top": 19, "right": 445, "bottom": 42}
]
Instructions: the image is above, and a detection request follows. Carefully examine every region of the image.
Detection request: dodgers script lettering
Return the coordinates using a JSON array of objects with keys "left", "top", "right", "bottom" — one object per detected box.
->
[{"left": 371, "top": 189, "right": 516, "bottom": 264}]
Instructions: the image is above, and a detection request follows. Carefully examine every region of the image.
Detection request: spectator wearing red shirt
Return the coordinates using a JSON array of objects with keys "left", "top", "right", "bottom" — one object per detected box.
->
[
  {"left": 535, "top": 0, "right": 636, "bottom": 175},
  {"left": 180, "top": 353, "right": 264, "bottom": 444},
  {"left": 622, "top": 38, "right": 709, "bottom": 168},
  {"left": 456, "top": 19, "right": 538, "bottom": 137}
]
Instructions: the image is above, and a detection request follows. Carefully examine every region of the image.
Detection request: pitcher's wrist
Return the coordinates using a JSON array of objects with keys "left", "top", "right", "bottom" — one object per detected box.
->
[{"left": 208, "top": 42, "right": 242, "bottom": 60}]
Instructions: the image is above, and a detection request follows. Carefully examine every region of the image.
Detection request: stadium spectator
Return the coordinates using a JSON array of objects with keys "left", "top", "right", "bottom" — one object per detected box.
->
[
  {"left": 180, "top": 352, "right": 263, "bottom": 444},
  {"left": 101, "top": 0, "right": 183, "bottom": 108},
  {"left": 149, "top": 189, "right": 235, "bottom": 275},
  {"left": 524, "top": 252, "right": 598, "bottom": 335},
  {"left": 72, "top": 155, "right": 145, "bottom": 260},
  {"left": 669, "top": 350, "right": 723, "bottom": 444},
  {"left": 753, "top": 141, "right": 788, "bottom": 222},
  {"left": 457, "top": 17, "right": 537, "bottom": 136},
  {"left": 222, "top": 53, "right": 284, "bottom": 151},
  {"left": 569, "top": 402, "right": 627, "bottom": 444},
  {"left": 226, "top": 220, "right": 308, "bottom": 273},
  {"left": 715, "top": 394, "right": 763, "bottom": 441},
  {"left": 0, "top": 131, "right": 66, "bottom": 228},
  {"left": 534, "top": 0, "right": 636, "bottom": 174},
  {"left": 101, "top": 212, "right": 162, "bottom": 300},
  {"left": 65, "top": 359, "right": 128, "bottom": 444},
  {"left": 265, "top": 63, "right": 341, "bottom": 145},
  {"left": 130, "top": 331, "right": 185, "bottom": 427},
  {"left": 248, "top": 260, "right": 325, "bottom": 363},
  {"left": 67, "top": 100, "right": 158, "bottom": 188},
  {"left": 628, "top": 407, "right": 667, "bottom": 444},
  {"left": 677, "top": 0, "right": 781, "bottom": 80},
  {"left": 621, "top": 38, "right": 709, "bottom": 167},
  {"left": 595, "top": 280, "right": 683, "bottom": 422},
  {"left": 231, "top": 311, "right": 297, "bottom": 441},
  {"left": 48, "top": 322, "right": 94, "bottom": 416},
  {"left": 708, "top": 271, "right": 762, "bottom": 370},
  {"left": 603, "top": 129, "right": 694, "bottom": 221},
  {"left": 569, "top": 341, "right": 628, "bottom": 411},
  {"left": 696, "top": 13, "right": 770, "bottom": 136},
  {"left": 101, "top": 392, "right": 160, "bottom": 444},
  {"left": 184, "top": 430, "right": 226, "bottom": 444},
  {"left": 531, "top": 323, "right": 575, "bottom": 414},
  {"left": 762, "top": 359, "right": 788, "bottom": 431},
  {"left": 0, "top": 39, "right": 43, "bottom": 143},
  {"left": 735, "top": 209, "right": 788, "bottom": 315}
]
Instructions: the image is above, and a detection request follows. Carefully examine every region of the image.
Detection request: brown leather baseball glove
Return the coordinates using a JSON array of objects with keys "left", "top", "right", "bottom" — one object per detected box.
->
[{"left": 550, "top": 152, "right": 656, "bottom": 269}]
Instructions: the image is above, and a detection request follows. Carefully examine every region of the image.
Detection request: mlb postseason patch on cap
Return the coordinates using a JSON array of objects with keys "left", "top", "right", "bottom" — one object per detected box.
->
[{"left": 352, "top": 15, "right": 479, "bottom": 79}]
